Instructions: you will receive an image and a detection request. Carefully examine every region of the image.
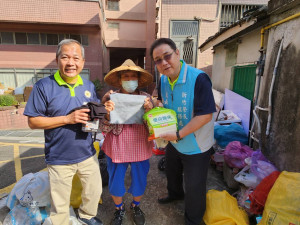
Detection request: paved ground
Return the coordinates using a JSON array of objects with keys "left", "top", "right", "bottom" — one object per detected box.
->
[{"left": 0, "top": 129, "right": 232, "bottom": 225}]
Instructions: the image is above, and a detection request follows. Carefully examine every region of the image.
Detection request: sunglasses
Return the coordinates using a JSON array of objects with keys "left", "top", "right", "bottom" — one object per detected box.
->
[{"left": 154, "top": 51, "right": 174, "bottom": 65}]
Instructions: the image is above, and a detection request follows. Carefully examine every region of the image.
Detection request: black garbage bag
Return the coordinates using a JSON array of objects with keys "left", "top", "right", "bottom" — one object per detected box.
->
[
  {"left": 158, "top": 156, "right": 166, "bottom": 171},
  {"left": 98, "top": 150, "right": 109, "bottom": 187}
]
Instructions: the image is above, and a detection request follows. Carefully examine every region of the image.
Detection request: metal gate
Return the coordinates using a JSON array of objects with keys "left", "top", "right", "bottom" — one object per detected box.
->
[
  {"left": 233, "top": 64, "right": 257, "bottom": 101},
  {"left": 170, "top": 20, "right": 199, "bottom": 67}
]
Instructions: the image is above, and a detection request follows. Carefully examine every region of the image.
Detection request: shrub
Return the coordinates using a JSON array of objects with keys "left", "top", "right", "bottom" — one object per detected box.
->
[
  {"left": 92, "top": 79, "right": 105, "bottom": 92},
  {"left": 0, "top": 95, "right": 18, "bottom": 106}
]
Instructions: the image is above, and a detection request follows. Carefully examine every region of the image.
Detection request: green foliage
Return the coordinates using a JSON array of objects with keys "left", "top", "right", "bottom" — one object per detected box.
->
[
  {"left": 92, "top": 79, "right": 104, "bottom": 92},
  {"left": 0, "top": 94, "right": 18, "bottom": 106}
]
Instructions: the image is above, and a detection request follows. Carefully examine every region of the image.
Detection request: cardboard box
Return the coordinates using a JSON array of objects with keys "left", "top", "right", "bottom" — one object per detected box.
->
[
  {"left": 23, "top": 87, "right": 33, "bottom": 102},
  {"left": 14, "top": 94, "right": 25, "bottom": 103}
]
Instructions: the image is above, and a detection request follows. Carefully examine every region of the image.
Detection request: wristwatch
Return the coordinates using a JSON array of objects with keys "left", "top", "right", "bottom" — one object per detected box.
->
[{"left": 176, "top": 131, "right": 182, "bottom": 141}]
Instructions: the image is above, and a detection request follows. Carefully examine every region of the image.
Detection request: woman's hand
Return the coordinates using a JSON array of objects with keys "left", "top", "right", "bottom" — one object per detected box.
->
[
  {"left": 104, "top": 100, "right": 115, "bottom": 120},
  {"left": 101, "top": 90, "right": 114, "bottom": 104},
  {"left": 156, "top": 100, "right": 163, "bottom": 107},
  {"left": 144, "top": 97, "right": 154, "bottom": 113}
]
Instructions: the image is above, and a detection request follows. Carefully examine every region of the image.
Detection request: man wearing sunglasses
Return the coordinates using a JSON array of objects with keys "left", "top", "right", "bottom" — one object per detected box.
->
[{"left": 150, "top": 38, "right": 216, "bottom": 225}]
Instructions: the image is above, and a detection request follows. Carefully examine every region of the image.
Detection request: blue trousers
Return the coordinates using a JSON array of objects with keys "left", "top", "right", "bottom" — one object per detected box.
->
[{"left": 106, "top": 156, "right": 150, "bottom": 197}]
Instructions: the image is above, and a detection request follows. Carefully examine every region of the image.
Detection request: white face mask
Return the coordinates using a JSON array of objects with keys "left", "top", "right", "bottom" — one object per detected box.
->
[{"left": 121, "top": 80, "right": 138, "bottom": 93}]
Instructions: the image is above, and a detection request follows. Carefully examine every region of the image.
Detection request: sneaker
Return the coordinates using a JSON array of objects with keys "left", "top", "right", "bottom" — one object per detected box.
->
[
  {"left": 111, "top": 208, "right": 126, "bottom": 225},
  {"left": 78, "top": 216, "right": 103, "bottom": 225},
  {"left": 130, "top": 205, "right": 145, "bottom": 225}
]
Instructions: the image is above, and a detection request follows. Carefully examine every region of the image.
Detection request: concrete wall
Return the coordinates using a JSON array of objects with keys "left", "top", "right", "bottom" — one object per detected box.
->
[
  {"left": 257, "top": 4, "right": 300, "bottom": 172},
  {"left": 211, "top": 28, "right": 261, "bottom": 92}
]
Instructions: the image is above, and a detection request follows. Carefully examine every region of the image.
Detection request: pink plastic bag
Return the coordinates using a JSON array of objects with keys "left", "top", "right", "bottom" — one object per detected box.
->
[{"left": 224, "top": 141, "right": 253, "bottom": 169}]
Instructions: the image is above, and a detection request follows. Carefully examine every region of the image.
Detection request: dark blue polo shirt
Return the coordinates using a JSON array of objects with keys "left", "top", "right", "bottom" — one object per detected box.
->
[{"left": 24, "top": 71, "right": 99, "bottom": 165}]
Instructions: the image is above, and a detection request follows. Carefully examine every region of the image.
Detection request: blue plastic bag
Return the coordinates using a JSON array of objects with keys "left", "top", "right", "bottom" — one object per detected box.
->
[{"left": 214, "top": 123, "right": 248, "bottom": 148}]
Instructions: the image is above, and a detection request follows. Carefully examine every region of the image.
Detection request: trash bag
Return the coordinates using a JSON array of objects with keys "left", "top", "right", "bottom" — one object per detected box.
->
[
  {"left": 158, "top": 156, "right": 166, "bottom": 171},
  {"left": 250, "top": 160, "right": 278, "bottom": 181},
  {"left": 42, "top": 207, "right": 81, "bottom": 225},
  {"left": 203, "top": 190, "right": 249, "bottom": 225},
  {"left": 6, "top": 171, "right": 50, "bottom": 209},
  {"left": 224, "top": 141, "right": 253, "bottom": 169},
  {"left": 249, "top": 151, "right": 278, "bottom": 181},
  {"left": 98, "top": 150, "right": 109, "bottom": 187},
  {"left": 249, "top": 171, "right": 280, "bottom": 215},
  {"left": 214, "top": 123, "right": 248, "bottom": 148},
  {"left": 3, "top": 205, "right": 49, "bottom": 225},
  {"left": 258, "top": 171, "right": 300, "bottom": 225},
  {"left": 234, "top": 165, "right": 260, "bottom": 188}
]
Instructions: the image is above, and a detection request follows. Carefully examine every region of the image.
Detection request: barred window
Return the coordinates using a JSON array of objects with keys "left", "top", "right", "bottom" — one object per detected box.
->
[
  {"left": 108, "top": 22, "right": 119, "bottom": 29},
  {"left": 0, "top": 32, "right": 89, "bottom": 46},
  {"left": 27, "top": 33, "right": 40, "bottom": 45},
  {"left": 220, "top": 4, "right": 263, "bottom": 29},
  {"left": 1, "top": 32, "right": 14, "bottom": 44},
  {"left": 107, "top": 0, "right": 119, "bottom": 11},
  {"left": 15, "top": 33, "right": 27, "bottom": 44}
]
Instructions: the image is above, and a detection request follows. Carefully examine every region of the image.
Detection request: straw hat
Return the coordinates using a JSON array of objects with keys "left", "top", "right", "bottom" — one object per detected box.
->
[{"left": 104, "top": 59, "right": 153, "bottom": 88}]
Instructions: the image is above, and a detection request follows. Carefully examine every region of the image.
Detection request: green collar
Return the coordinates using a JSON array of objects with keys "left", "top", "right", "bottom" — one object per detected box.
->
[
  {"left": 54, "top": 70, "right": 83, "bottom": 97},
  {"left": 167, "top": 61, "right": 183, "bottom": 91}
]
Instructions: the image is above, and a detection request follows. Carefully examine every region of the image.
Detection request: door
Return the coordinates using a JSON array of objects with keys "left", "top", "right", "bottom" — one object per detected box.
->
[
  {"left": 170, "top": 20, "right": 199, "bottom": 67},
  {"left": 233, "top": 64, "right": 256, "bottom": 101}
]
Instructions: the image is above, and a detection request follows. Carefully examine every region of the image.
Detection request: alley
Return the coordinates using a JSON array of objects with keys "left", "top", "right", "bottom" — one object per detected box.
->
[{"left": 0, "top": 130, "right": 230, "bottom": 225}]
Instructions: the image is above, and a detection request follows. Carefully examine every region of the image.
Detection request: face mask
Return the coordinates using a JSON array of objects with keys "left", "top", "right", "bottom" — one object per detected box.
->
[{"left": 121, "top": 80, "right": 138, "bottom": 93}]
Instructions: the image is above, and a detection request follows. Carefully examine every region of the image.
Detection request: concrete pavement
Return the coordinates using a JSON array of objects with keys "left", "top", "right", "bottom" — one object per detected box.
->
[{"left": 0, "top": 129, "right": 231, "bottom": 225}]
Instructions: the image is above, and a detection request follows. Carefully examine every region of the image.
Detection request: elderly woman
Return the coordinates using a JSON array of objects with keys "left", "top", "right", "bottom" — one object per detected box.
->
[{"left": 99, "top": 59, "right": 154, "bottom": 225}]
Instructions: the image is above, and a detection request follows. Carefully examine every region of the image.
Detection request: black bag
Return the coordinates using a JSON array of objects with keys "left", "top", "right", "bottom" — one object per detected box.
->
[{"left": 98, "top": 150, "right": 109, "bottom": 187}]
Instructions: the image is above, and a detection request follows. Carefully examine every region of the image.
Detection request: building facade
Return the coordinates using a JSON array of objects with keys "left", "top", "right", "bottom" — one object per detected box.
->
[
  {"left": 156, "top": 0, "right": 268, "bottom": 75},
  {"left": 200, "top": 0, "right": 300, "bottom": 172},
  {"left": 0, "top": 0, "right": 156, "bottom": 94}
]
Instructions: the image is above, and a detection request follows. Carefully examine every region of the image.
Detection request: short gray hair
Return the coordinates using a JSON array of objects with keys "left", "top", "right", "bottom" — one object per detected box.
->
[{"left": 56, "top": 39, "right": 85, "bottom": 59}]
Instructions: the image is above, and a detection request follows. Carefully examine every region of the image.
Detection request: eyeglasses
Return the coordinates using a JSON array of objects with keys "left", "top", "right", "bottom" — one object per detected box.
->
[{"left": 154, "top": 51, "right": 174, "bottom": 65}]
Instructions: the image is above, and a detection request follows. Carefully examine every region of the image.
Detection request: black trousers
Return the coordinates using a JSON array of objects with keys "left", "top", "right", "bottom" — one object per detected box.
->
[{"left": 165, "top": 143, "right": 213, "bottom": 225}]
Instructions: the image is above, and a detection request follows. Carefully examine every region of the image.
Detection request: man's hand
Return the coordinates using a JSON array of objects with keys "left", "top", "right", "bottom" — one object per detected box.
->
[
  {"left": 65, "top": 108, "right": 90, "bottom": 124},
  {"left": 144, "top": 97, "right": 153, "bottom": 113},
  {"left": 159, "top": 131, "right": 177, "bottom": 141}
]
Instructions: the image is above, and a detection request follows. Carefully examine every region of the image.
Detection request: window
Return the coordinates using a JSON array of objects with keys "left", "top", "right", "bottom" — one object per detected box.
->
[
  {"left": 47, "top": 34, "right": 58, "bottom": 45},
  {"left": 1, "top": 32, "right": 14, "bottom": 44},
  {"left": 40, "top": 33, "right": 47, "bottom": 45},
  {"left": 70, "top": 34, "right": 81, "bottom": 43},
  {"left": 170, "top": 20, "right": 199, "bottom": 67},
  {"left": 58, "top": 34, "right": 65, "bottom": 43},
  {"left": 15, "top": 33, "right": 27, "bottom": 44},
  {"left": 108, "top": 22, "right": 119, "bottom": 29},
  {"left": 0, "top": 32, "right": 89, "bottom": 46},
  {"left": 220, "top": 4, "right": 263, "bottom": 29},
  {"left": 107, "top": 0, "right": 119, "bottom": 11},
  {"left": 27, "top": 33, "right": 40, "bottom": 44},
  {"left": 81, "top": 35, "right": 89, "bottom": 46}
]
